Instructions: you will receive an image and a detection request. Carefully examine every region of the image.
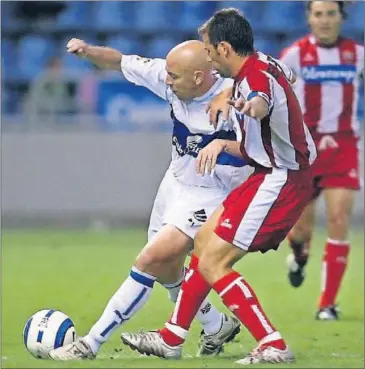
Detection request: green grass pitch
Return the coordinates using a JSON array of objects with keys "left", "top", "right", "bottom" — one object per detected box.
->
[{"left": 2, "top": 228, "right": 364, "bottom": 368}]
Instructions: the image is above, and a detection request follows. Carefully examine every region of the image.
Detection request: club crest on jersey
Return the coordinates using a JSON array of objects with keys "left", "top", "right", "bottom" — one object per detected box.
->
[
  {"left": 172, "top": 134, "right": 203, "bottom": 156},
  {"left": 303, "top": 52, "right": 315, "bottom": 63},
  {"left": 342, "top": 50, "right": 355, "bottom": 64}
]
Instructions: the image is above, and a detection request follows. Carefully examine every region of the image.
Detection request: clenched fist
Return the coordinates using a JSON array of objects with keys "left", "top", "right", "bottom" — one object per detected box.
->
[{"left": 66, "top": 38, "right": 89, "bottom": 57}]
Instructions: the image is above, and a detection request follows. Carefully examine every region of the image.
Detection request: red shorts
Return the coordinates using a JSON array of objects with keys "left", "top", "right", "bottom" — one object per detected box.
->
[
  {"left": 215, "top": 167, "right": 313, "bottom": 253},
  {"left": 310, "top": 133, "right": 361, "bottom": 199}
]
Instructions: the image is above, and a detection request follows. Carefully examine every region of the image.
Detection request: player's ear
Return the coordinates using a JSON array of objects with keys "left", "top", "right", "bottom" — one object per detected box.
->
[
  {"left": 218, "top": 41, "right": 231, "bottom": 58},
  {"left": 194, "top": 70, "right": 204, "bottom": 86}
]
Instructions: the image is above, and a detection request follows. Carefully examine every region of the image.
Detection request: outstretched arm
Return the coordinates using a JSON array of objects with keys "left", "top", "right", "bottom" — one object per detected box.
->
[
  {"left": 67, "top": 38, "right": 168, "bottom": 99},
  {"left": 66, "top": 38, "right": 122, "bottom": 71}
]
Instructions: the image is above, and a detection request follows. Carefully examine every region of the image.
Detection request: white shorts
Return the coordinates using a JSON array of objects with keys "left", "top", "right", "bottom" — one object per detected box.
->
[{"left": 147, "top": 166, "right": 253, "bottom": 242}]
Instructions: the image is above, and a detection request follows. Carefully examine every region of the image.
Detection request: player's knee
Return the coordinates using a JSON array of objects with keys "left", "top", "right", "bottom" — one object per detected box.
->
[
  {"left": 291, "top": 221, "right": 313, "bottom": 242},
  {"left": 194, "top": 228, "right": 210, "bottom": 255},
  {"left": 327, "top": 210, "right": 350, "bottom": 231},
  {"left": 135, "top": 249, "right": 162, "bottom": 271},
  {"left": 198, "top": 251, "right": 221, "bottom": 284}
]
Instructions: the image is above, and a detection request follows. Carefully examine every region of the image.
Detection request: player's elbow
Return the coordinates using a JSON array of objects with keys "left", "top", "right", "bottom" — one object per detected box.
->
[{"left": 256, "top": 108, "right": 269, "bottom": 120}]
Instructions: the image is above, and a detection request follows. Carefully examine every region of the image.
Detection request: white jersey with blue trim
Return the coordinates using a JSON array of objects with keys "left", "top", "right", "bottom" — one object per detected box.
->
[{"left": 121, "top": 54, "right": 248, "bottom": 190}]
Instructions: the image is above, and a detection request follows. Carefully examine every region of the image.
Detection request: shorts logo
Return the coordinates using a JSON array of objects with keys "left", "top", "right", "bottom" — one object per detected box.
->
[
  {"left": 188, "top": 209, "right": 207, "bottom": 226},
  {"left": 228, "top": 304, "right": 239, "bottom": 311},
  {"left": 221, "top": 218, "right": 232, "bottom": 229},
  {"left": 136, "top": 57, "right": 152, "bottom": 64},
  {"left": 348, "top": 169, "right": 357, "bottom": 179},
  {"left": 318, "top": 135, "right": 339, "bottom": 151}
]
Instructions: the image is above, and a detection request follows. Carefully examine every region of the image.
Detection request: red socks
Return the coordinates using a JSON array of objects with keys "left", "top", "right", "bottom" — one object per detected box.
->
[
  {"left": 319, "top": 239, "right": 350, "bottom": 308},
  {"left": 212, "top": 271, "right": 285, "bottom": 349},
  {"left": 160, "top": 256, "right": 286, "bottom": 350},
  {"left": 159, "top": 254, "right": 211, "bottom": 346}
]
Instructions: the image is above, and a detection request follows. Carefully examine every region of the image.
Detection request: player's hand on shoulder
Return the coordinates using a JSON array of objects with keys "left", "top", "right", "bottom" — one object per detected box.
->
[
  {"left": 66, "top": 38, "right": 89, "bottom": 57},
  {"left": 196, "top": 139, "right": 226, "bottom": 176},
  {"left": 206, "top": 88, "right": 232, "bottom": 128}
]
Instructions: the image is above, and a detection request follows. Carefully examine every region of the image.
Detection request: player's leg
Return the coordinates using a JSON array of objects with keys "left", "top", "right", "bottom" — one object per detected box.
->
[
  {"left": 317, "top": 187, "right": 355, "bottom": 320},
  {"left": 140, "top": 226, "right": 232, "bottom": 343},
  {"left": 154, "top": 180, "right": 240, "bottom": 350},
  {"left": 160, "top": 263, "right": 238, "bottom": 354},
  {"left": 120, "top": 205, "right": 229, "bottom": 359},
  {"left": 199, "top": 173, "right": 305, "bottom": 364},
  {"left": 48, "top": 224, "right": 193, "bottom": 360},
  {"left": 121, "top": 168, "right": 311, "bottom": 363},
  {"left": 83, "top": 225, "right": 196, "bottom": 353},
  {"left": 315, "top": 135, "right": 360, "bottom": 320},
  {"left": 286, "top": 198, "right": 317, "bottom": 287},
  {"left": 198, "top": 234, "right": 294, "bottom": 365}
]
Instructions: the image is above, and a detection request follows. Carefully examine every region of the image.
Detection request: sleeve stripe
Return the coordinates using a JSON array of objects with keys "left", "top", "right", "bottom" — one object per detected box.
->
[{"left": 247, "top": 91, "right": 259, "bottom": 100}]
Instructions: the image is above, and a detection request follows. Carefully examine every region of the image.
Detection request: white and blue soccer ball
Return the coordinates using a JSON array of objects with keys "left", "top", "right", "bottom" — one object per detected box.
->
[{"left": 23, "top": 309, "right": 76, "bottom": 359}]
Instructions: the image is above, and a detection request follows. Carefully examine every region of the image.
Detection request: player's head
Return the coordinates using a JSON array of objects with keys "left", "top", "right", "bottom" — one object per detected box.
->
[
  {"left": 165, "top": 40, "right": 213, "bottom": 101},
  {"left": 306, "top": 1, "right": 346, "bottom": 45},
  {"left": 198, "top": 8, "right": 254, "bottom": 78}
]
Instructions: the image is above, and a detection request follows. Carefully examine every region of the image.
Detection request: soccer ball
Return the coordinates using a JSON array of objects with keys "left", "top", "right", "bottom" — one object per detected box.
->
[{"left": 23, "top": 309, "right": 76, "bottom": 359}]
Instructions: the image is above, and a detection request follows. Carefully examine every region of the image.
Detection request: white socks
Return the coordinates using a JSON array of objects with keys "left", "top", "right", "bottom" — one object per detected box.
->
[
  {"left": 162, "top": 268, "right": 223, "bottom": 335},
  {"left": 84, "top": 267, "right": 156, "bottom": 354},
  {"left": 84, "top": 266, "right": 224, "bottom": 355}
]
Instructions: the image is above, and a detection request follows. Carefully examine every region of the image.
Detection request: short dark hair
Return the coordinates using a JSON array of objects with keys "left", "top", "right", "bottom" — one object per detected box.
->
[
  {"left": 198, "top": 8, "right": 254, "bottom": 56},
  {"left": 307, "top": 1, "right": 347, "bottom": 19}
]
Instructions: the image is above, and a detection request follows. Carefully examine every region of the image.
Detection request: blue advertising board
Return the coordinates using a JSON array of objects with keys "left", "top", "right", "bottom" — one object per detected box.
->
[{"left": 97, "top": 80, "right": 172, "bottom": 132}]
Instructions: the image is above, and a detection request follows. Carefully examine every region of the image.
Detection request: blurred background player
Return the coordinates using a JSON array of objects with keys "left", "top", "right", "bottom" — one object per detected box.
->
[
  {"left": 280, "top": 1, "right": 364, "bottom": 320},
  {"left": 49, "top": 38, "right": 250, "bottom": 360},
  {"left": 24, "top": 56, "right": 73, "bottom": 123}
]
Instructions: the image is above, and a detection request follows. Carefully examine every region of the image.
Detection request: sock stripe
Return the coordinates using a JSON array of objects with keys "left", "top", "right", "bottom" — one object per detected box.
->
[
  {"left": 130, "top": 269, "right": 155, "bottom": 288},
  {"left": 321, "top": 261, "right": 327, "bottom": 293},
  {"left": 171, "top": 289, "right": 183, "bottom": 325},
  {"left": 165, "top": 322, "right": 188, "bottom": 340},
  {"left": 100, "top": 321, "right": 118, "bottom": 337},
  {"left": 327, "top": 238, "right": 350, "bottom": 246},
  {"left": 251, "top": 305, "right": 274, "bottom": 334},
  {"left": 162, "top": 268, "right": 186, "bottom": 289},
  {"left": 124, "top": 287, "right": 148, "bottom": 316},
  {"left": 237, "top": 279, "right": 253, "bottom": 299},
  {"left": 218, "top": 276, "right": 242, "bottom": 297},
  {"left": 114, "top": 310, "right": 123, "bottom": 322},
  {"left": 258, "top": 331, "right": 282, "bottom": 346}
]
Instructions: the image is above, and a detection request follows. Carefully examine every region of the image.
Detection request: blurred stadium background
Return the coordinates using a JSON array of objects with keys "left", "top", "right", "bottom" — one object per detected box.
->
[{"left": 1, "top": 0, "right": 364, "bottom": 229}]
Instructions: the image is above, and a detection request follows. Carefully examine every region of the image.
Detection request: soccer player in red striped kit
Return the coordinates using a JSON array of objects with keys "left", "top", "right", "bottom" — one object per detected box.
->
[
  {"left": 121, "top": 8, "right": 317, "bottom": 364},
  {"left": 280, "top": 1, "right": 364, "bottom": 320}
]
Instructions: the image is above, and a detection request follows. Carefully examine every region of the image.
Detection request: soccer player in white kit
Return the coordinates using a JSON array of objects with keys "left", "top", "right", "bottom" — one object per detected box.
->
[
  {"left": 120, "top": 9, "right": 317, "bottom": 365},
  {"left": 280, "top": 1, "right": 364, "bottom": 320},
  {"left": 49, "top": 39, "right": 252, "bottom": 360}
]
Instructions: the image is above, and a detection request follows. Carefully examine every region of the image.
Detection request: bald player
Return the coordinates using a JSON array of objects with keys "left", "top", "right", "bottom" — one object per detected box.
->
[{"left": 49, "top": 39, "right": 251, "bottom": 360}]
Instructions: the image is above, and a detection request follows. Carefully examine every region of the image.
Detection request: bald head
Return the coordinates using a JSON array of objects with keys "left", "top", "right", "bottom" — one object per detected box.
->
[
  {"left": 166, "top": 40, "right": 212, "bottom": 73},
  {"left": 164, "top": 40, "right": 216, "bottom": 101}
]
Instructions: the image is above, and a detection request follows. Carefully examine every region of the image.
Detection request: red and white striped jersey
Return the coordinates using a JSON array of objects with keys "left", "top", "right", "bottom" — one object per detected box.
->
[
  {"left": 280, "top": 35, "right": 364, "bottom": 136},
  {"left": 231, "top": 52, "right": 317, "bottom": 171}
]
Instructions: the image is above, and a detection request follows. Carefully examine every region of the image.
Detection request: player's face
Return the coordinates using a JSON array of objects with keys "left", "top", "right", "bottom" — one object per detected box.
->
[
  {"left": 202, "top": 33, "right": 232, "bottom": 78},
  {"left": 165, "top": 59, "right": 200, "bottom": 100},
  {"left": 308, "top": 1, "right": 343, "bottom": 45}
]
